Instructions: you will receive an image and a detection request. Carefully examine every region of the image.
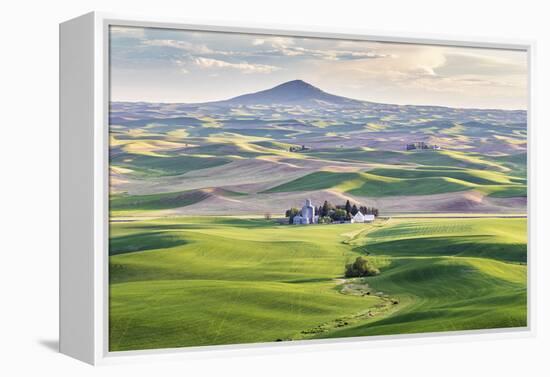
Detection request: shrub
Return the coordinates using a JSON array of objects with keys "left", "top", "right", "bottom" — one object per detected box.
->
[
  {"left": 345, "top": 256, "right": 380, "bottom": 278},
  {"left": 332, "top": 208, "right": 348, "bottom": 221},
  {"left": 318, "top": 216, "right": 332, "bottom": 224}
]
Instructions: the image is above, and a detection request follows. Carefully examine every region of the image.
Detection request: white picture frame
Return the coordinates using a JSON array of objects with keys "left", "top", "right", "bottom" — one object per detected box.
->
[{"left": 59, "top": 11, "right": 535, "bottom": 365}]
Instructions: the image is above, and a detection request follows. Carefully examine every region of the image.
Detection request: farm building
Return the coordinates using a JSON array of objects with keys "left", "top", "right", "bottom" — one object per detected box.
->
[
  {"left": 351, "top": 212, "right": 375, "bottom": 223},
  {"left": 292, "top": 199, "right": 319, "bottom": 224}
]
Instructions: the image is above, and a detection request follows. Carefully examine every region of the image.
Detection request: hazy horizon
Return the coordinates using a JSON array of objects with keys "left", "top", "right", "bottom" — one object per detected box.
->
[
  {"left": 110, "top": 78, "right": 528, "bottom": 111},
  {"left": 110, "top": 26, "right": 528, "bottom": 110}
]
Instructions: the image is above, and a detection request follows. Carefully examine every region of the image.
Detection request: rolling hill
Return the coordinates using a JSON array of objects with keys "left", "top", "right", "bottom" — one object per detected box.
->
[
  {"left": 107, "top": 79, "right": 528, "bottom": 351},
  {"left": 109, "top": 216, "right": 526, "bottom": 350},
  {"left": 264, "top": 169, "right": 526, "bottom": 198}
]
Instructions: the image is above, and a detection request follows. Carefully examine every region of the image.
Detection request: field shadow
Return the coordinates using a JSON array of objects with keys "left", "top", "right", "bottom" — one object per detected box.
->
[
  {"left": 109, "top": 232, "right": 189, "bottom": 255},
  {"left": 38, "top": 339, "right": 59, "bottom": 353}
]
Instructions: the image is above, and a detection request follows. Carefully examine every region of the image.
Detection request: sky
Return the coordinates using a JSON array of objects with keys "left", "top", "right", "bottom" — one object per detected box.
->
[{"left": 110, "top": 26, "right": 528, "bottom": 110}]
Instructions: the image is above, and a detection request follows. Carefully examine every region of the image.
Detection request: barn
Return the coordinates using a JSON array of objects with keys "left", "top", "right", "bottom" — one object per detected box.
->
[{"left": 351, "top": 212, "right": 375, "bottom": 223}]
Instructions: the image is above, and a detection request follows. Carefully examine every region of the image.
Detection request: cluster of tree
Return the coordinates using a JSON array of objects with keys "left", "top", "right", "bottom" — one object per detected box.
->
[
  {"left": 322, "top": 200, "right": 379, "bottom": 218},
  {"left": 344, "top": 256, "right": 380, "bottom": 278},
  {"left": 284, "top": 200, "right": 379, "bottom": 224},
  {"left": 285, "top": 207, "right": 301, "bottom": 223},
  {"left": 357, "top": 205, "right": 379, "bottom": 217},
  {"left": 289, "top": 144, "right": 310, "bottom": 152},
  {"left": 311, "top": 201, "right": 348, "bottom": 222}
]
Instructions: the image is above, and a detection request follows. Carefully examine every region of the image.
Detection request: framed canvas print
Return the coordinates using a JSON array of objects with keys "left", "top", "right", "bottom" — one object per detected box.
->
[{"left": 60, "top": 12, "right": 533, "bottom": 364}]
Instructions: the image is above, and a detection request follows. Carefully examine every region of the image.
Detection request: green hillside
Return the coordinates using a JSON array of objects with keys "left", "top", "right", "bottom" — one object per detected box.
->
[
  {"left": 109, "top": 216, "right": 527, "bottom": 351},
  {"left": 111, "top": 153, "right": 231, "bottom": 177},
  {"left": 367, "top": 167, "right": 513, "bottom": 185},
  {"left": 265, "top": 167, "right": 526, "bottom": 198},
  {"left": 110, "top": 188, "right": 245, "bottom": 213},
  {"left": 304, "top": 148, "right": 507, "bottom": 171},
  {"left": 264, "top": 171, "right": 473, "bottom": 196},
  {"left": 110, "top": 190, "right": 209, "bottom": 212}
]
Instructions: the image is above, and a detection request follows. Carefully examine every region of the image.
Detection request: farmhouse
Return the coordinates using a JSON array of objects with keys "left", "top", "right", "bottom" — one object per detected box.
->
[
  {"left": 351, "top": 212, "right": 375, "bottom": 223},
  {"left": 292, "top": 199, "right": 319, "bottom": 224}
]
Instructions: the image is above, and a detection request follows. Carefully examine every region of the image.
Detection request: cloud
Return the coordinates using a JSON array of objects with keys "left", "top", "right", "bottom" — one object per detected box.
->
[
  {"left": 110, "top": 26, "right": 145, "bottom": 39},
  {"left": 434, "top": 51, "right": 526, "bottom": 77},
  {"left": 131, "top": 33, "right": 389, "bottom": 65},
  {"left": 193, "top": 57, "right": 280, "bottom": 74},
  {"left": 142, "top": 39, "right": 217, "bottom": 55},
  {"left": 258, "top": 45, "right": 390, "bottom": 60},
  {"left": 172, "top": 59, "right": 190, "bottom": 74},
  {"left": 256, "top": 36, "right": 389, "bottom": 60}
]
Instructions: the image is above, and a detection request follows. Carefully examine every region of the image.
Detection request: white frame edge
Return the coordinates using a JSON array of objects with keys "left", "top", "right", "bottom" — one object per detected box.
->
[
  {"left": 59, "top": 12, "right": 96, "bottom": 364},
  {"left": 59, "top": 11, "right": 536, "bottom": 365}
]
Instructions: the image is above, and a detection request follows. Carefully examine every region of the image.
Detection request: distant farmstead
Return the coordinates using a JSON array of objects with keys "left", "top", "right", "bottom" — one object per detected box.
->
[
  {"left": 406, "top": 141, "right": 441, "bottom": 151},
  {"left": 289, "top": 144, "right": 310, "bottom": 152},
  {"left": 292, "top": 199, "right": 319, "bottom": 224},
  {"left": 289, "top": 199, "right": 377, "bottom": 225}
]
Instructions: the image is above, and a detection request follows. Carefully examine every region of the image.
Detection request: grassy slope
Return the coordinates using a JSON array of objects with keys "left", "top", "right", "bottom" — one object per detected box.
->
[
  {"left": 265, "top": 171, "right": 474, "bottom": 196},
  {"left": 322, "top": 218, "right": 526, "bottom": 338},
  {"left": 493, "top": 153, "right": 527, "bottom": 177},
  {"left": 304, "top": 148, "right": 507, "bottom": 170},
  {"left": 110, "top": 279, "right": 380, "bottom": 349},
  {"left": 354, "top": 218, "right": 527, "bottom": 263},
  {"left": 109, "top": 217, "right": 527, "bottom": 351},
  {"left": 265, "top": 167, "right": 526, "bottom": 198},
  {"left": 110, "top": 189, "right": 245, "bottom": 213},
  {"left": 111, "top": 153, "right": 231, "bottom": 177},
  {"left": 322, "top": 257, "right": 526, "bottom": 338},
  {"left": 110, "top": 190, "right": 210, "bottom": 212},
  {"left": 110, "top": 219, "right": 379, "bottom": 350},
  {"left": 367, "top": 167, "right": 513, "bottom": 185}
]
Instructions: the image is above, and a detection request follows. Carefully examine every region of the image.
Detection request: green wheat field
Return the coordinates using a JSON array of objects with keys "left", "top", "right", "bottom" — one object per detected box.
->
[{"left": 109, "top": 216, "right": 526, "bottom": 351}]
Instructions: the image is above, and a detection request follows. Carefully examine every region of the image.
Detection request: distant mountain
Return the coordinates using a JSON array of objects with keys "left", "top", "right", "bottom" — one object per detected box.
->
[{"left": 206, "top": 80, "right": 367, "bottom": 108}]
